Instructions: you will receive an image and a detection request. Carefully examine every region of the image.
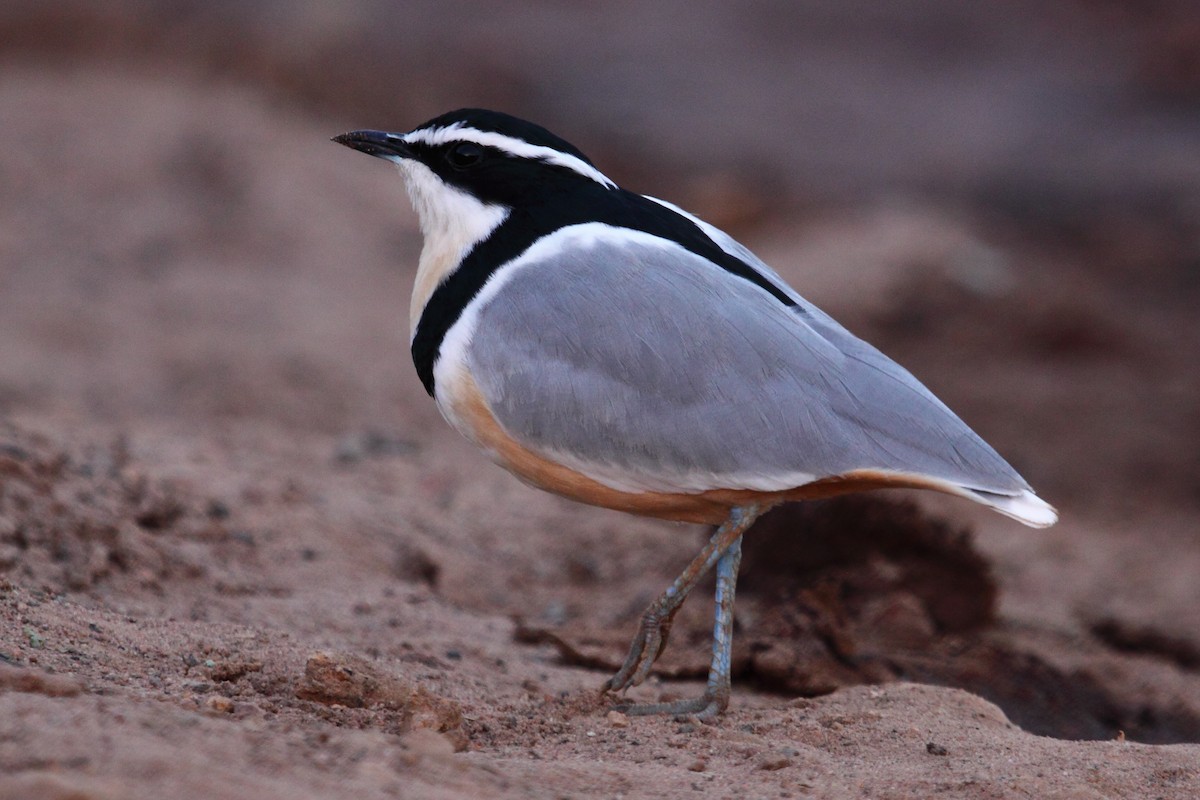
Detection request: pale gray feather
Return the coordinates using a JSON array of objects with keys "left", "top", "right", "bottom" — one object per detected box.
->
[{"left": 465, "top": 231, "right": 1030, "bottom": 496}]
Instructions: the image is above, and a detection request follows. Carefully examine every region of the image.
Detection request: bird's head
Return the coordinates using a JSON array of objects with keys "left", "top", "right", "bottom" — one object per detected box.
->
[
  {"left": 334, "top": 109, "right": 622, "bottom": 333},
  {"left": 334, "top": 108, "right": 617, "bottom": 235}
]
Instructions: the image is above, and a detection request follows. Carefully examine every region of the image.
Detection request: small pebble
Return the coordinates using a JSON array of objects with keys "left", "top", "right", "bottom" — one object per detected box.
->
[
  {"left": 205, "top": 696, "right": 234, "bottom": 714},
  {"left": 926, "top": 742, "right": 948, "bottom": 756},
  {"left": 606, "top": 710, "right": 629, "bottom": 728},
  {"left": 688, "top": 759, "right": 707, "bottom": 772}
]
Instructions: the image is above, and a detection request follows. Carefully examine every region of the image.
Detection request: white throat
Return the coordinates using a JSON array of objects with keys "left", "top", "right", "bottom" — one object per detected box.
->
[{"left": 394, "top": 159, "right": 509, "bottom": 337}]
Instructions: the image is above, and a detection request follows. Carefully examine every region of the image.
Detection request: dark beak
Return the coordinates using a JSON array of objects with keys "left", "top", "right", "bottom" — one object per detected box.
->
[{"left": 332, "top": 130, "right": 414, "bottom": 160}]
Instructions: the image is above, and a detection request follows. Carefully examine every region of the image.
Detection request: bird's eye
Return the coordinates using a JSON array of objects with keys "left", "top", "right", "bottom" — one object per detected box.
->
[{"left": 446, "top": 142, "right": 484, "bottom": 169}]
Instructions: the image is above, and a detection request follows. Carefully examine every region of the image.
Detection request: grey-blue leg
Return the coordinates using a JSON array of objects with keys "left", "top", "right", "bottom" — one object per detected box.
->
[
  {"left": 605, "top": 505, "right": 759, "bottom": 719},
  {"left": 706, "top": 537, "right": 743, "bottom": 706}
]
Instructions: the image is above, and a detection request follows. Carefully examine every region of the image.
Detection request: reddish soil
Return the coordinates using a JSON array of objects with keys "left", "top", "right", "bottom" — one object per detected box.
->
[{"left": 2, "top": 4, "right": 1199, "bottom": 798}]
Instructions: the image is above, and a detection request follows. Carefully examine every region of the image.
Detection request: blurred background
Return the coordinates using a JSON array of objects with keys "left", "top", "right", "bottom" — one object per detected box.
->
[
  {"left": 2, "top": 0, "right": 1198, "bottom": 513},
  {"left": 1, "top": 0, "right": 1199, "bottom": 745}
]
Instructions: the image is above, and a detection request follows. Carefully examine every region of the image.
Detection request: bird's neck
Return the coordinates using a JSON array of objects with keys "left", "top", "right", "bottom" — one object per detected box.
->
[
  {"left": 410, "top": 215, "right": 506, "bottom": 336},
  {"left": 399, "top": 162, "right": 509, "bottom": 337}
]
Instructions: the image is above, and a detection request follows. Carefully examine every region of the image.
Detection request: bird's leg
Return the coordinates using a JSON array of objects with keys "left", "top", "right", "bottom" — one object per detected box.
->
[
  {"left": 603, "top": 505, "right": 759, "bottom": 715},
  {"left": 617, "top": 537, "right": 744, "bottom": 719}
]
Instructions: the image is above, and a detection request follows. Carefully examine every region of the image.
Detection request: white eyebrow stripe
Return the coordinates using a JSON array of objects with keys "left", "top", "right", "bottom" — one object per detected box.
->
[{"left": 400, "top": 124, "right": 617, "bottom": 189}]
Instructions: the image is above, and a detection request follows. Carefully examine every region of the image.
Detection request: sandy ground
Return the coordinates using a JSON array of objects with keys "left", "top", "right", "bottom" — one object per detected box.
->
[{"left": 2, "top": 5, "right": 1200, "bottom": 798}]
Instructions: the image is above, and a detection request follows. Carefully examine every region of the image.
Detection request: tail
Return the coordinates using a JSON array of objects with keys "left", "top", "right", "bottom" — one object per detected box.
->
[
  {"left": 806, "top": 469, "right": 1060, "bottom": 528},
  {"left": 963, "top": 488, "right": 1058, "bottom": 528}
]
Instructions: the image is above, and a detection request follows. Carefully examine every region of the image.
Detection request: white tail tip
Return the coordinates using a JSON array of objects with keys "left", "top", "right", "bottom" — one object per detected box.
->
[{"left": 969, "top": 488, "right": 1058, "bottom": 528}]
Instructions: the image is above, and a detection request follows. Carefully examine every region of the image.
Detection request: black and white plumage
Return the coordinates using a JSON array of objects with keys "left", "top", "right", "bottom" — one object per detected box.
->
[{"left": 334, "top": 108, "right": 1056, "bottom": 719}]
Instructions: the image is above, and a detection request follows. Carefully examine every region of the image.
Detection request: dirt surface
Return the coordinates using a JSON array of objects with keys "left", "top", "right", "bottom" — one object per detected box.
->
[{"left": 2, "top": 4, "right": 1200, "bottom": 799}]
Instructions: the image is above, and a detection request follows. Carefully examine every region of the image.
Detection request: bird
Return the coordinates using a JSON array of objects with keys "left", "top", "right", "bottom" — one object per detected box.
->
[{"left": 333, "top": 108, "right": 1057, "bottom": 720}]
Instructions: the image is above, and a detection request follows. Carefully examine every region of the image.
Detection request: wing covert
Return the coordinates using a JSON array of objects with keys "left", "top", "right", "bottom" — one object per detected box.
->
[{"left": 463, "top": 224, "right": 1028, "bottom": 497}]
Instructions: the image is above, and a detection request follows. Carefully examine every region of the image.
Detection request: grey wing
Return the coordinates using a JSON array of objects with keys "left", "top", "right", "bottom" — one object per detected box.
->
[{"left": 466, "top": 227, "right": 1030, "bottom": 497}]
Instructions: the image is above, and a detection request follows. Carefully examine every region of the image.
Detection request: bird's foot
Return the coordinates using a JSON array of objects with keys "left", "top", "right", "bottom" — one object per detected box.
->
[
  {"left": 612, "top": 687, "right": 729, "bottom": 721},
  {"left": 602, "top": 609, "right": 675, "bottom": 693}
]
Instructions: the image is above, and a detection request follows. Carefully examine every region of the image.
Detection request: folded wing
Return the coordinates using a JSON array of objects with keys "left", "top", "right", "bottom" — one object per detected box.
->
[{"left": 465, "top": 224, "right": 1053, "bottom": 525}]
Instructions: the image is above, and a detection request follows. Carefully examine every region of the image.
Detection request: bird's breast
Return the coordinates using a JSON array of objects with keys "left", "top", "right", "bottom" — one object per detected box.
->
[{"left": 410, "top": 238, "right": 466, "bottom": 336}]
